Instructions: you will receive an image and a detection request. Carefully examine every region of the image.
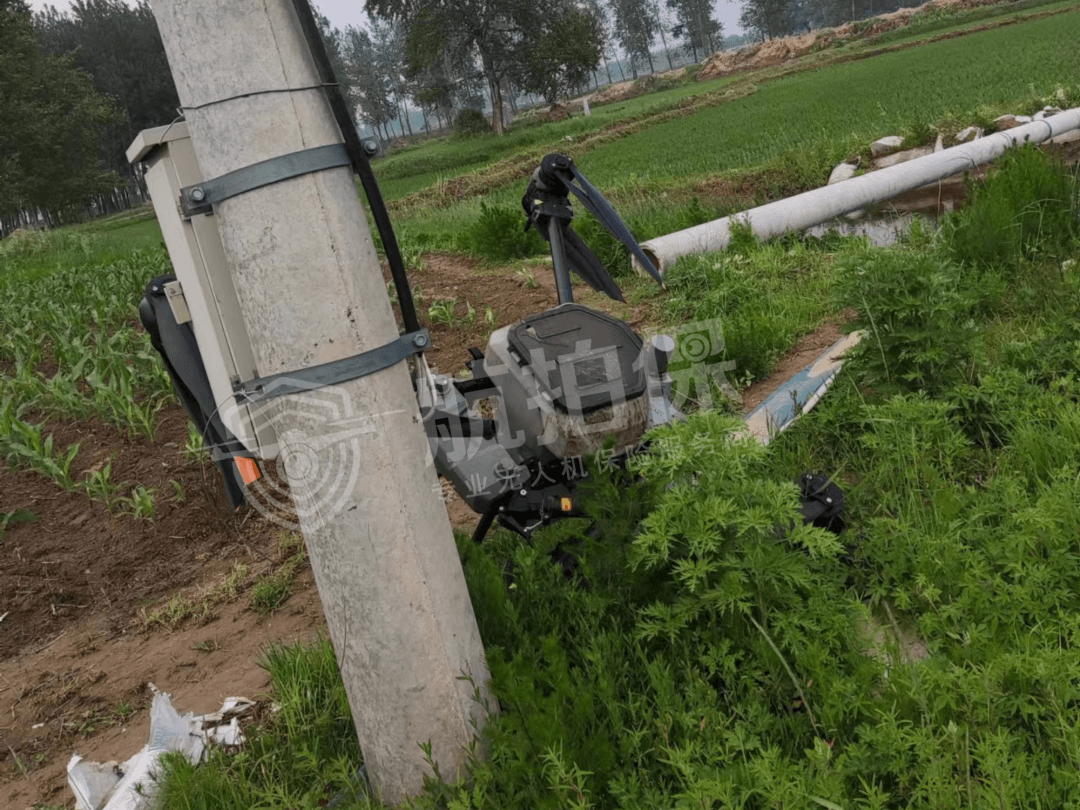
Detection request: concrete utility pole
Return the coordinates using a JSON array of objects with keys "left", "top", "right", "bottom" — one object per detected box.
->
[{"left": 149, "top": 0, "right": 491, "bottom": 800}]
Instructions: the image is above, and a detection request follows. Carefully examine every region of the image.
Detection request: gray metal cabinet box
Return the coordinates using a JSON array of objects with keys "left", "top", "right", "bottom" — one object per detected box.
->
[{"left": 128, "top": 122, "right": 277, "bottom": 459}]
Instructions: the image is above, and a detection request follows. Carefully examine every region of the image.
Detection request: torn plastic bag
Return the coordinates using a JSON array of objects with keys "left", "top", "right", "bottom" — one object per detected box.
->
[
  {"left": 67, "top": 688, "right": 255, "bottom": 810},
  {"left": 68, "top": 689, "right": 204, "bottom": 810}
]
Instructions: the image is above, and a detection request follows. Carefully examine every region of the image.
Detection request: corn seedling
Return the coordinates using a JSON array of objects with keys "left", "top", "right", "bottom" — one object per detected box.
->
[
  {"left": 118, "top": 486, "right": 157, "bottom": 522},
  {"left": 0, "top": 508, "right": 37, "bottom": 539},
  {"left": 515, "top": 267, "right": 539, "bottom": 289},
  {"left": 169, "top": 479, "right": 186, "bottom": 503},
  {"left": 0, "top": 415, "right": 82, "bottom": 492},
  {"left": 82, "top": 460, "right": 127, "bottom": 512},
  {"left": 182, "top": 422, "right": 206, "bottom": 464},
  {"left": 428, "top": 297, "right": 458, "bottom": 327}
]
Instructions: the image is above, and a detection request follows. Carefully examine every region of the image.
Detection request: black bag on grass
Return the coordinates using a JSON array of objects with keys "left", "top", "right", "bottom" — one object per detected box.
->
[{"left": 797, "top": 472, "right": 845, "bottom": 534}]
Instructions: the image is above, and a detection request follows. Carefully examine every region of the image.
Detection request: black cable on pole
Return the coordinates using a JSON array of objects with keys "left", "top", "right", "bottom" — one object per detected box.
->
[{"left": 289, "top": 0, "right": 421, "bottom": 335}]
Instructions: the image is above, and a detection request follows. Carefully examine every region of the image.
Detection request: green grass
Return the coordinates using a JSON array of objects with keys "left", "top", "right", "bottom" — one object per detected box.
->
[
  {"left": 156, "top": 636, "right": 369, "bottom": 809},
  {"left": 0, "top": 211, "right": 163, "bottom": 286},
  {"left": 377, "top": 0, "right": 1080, "bottom": 208},
  {"left": 144, "top": 563, "right": 250, "bottom": 629},
  {"left": 574, "top": 12, "right": 1080, "bottom": 192},
  {"left": 868, "top": 0, "right": 1080, "bottom": 47},
  {"left": 249, "top": 533, "right": 307, "bottom": 615},
  {"left": 373, "top": 74, "right": 740, "bottom": 202},
  {"left": 660, "top": 230, "right": 854, "bottom": 384}
]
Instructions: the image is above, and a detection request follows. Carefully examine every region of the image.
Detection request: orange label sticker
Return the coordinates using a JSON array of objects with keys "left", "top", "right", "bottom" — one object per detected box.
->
[{"left": 235, "top": 456, "right": 261, "bottom": 485}]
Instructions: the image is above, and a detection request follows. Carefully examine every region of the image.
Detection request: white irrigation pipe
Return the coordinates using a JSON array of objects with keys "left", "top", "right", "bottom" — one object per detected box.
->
[{"left": 634, "top": 107, "right": 1080, "bottom": 276}]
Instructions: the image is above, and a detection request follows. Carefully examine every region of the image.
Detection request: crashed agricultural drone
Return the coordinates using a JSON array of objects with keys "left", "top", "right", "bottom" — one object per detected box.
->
[
  {"left": 132, "top": 0, "right": 843, "bottom": 545},
  {"left": 417, "top": 152, "right": 680, "bottom": 541}
]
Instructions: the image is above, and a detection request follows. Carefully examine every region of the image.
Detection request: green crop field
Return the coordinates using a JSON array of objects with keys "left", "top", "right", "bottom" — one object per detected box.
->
[
  {"left": 0, "top": 211, "right": 162, "bottom": 287},
  {"left": 0, "top": 228, "right": 175, "bottom": 508},
  {"left": 868, "top": 0, "right": 1080, "bottom": 46},
  {"left": 577, "top": 12, "right": 1080, "bottom": 189},
  {"left": 374, "top": 74, "right": 741, "bottom": 201},
  {"left": 378, "top": 0, "right": 1080, "bottom": 208},
  {"left": 383, "top": 6, "right": 1080, "bottom": 260}
]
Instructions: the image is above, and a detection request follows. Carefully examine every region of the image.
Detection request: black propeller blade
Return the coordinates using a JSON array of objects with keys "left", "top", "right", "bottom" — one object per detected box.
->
[
  {"left": 523, "top": 154, "right": 664, "bottom": 303},
  {"left": 561, "top": 225, "right": 625, "bottom": 302},
  {"left": 536, "top": 154, "right": 664, "bottom": 287}
]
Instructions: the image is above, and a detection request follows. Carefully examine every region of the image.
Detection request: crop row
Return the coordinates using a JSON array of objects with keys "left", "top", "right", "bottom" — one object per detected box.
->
[
  {"left": 543, "top": 13, "right": 1080, "bottom": 192},
  {"left": 0, "top": 248, "right": 176, "bottom": 436},
  {"left": 386, "top": 10, "right": 1080, "bottom": 260},
  {"left": 0, "top": 247, "right": 181, "bottom": 517}
]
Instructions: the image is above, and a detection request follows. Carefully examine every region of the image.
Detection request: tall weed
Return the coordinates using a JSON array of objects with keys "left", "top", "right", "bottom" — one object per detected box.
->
[
  {"left": 944, "top": 145, "right": 1079, "bottom": 269},
  {"left": 464, "top": 203, "right": 546, "bottom": 261},
  {"left": 664, "top": 236, "right": 839, "bottom": 382},
  {"left": 834, "top": 250, "right": 978, "bottom": 395}
]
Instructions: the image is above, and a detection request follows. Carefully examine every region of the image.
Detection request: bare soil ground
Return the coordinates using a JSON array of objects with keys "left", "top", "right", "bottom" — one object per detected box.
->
[
  {"left": 0, "top": 402, "right": 324, "bottom": 808},
  {"left": 0, "top": 251, "right": 848, "bottom": 808}
]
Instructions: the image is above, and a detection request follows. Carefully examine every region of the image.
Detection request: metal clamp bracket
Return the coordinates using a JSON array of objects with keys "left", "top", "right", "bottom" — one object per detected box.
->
[
  {"left": 234, "top": 328, "right": 430, "bottom": 403},
  {"left": 180, "top": 143, "right": 351, "bottom": 217}
]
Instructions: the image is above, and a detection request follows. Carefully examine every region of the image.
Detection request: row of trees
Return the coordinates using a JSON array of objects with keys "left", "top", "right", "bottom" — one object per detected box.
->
[
  {"left": 33, "top": 0, "right": 180, "bottom": 179},
  {"left": 324, "top": 0, "right": 724, "bottom": 137},
  {"left": 7, "top": 0, "right": 922, "bottom": 222},
  {"left": 1, "top": 0, "right": 122, "bottom": 222},
  {"left": 1, "top": 0, "right": 179, "bottom": 223},
  {"left": 2, "top": 0, "right": 727, "bottom": 219}
]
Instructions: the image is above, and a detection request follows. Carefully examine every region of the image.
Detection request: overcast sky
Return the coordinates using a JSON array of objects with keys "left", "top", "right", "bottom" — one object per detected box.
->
[{"left": 28, "top": 0, "right": 745, "bottom": 38}]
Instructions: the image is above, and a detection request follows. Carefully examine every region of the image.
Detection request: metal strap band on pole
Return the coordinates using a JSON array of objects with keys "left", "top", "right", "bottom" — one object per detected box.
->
[
  {"left": 179, "top": 143, "right": 350, "bottom": 216},
  {"left": 234, "top": 328, "right": 430, "bottom": 403}
]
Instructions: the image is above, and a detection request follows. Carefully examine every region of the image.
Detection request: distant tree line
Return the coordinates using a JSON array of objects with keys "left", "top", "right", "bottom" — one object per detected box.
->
[
  {"left": 324, "top": 0, "right": 724, "bottom": 137},
  {"left": 1, "top": 0, "right": 120, "bottom": 226},
  {"left": 1, "top": 0, "right": 729, "bottom": 225}
]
